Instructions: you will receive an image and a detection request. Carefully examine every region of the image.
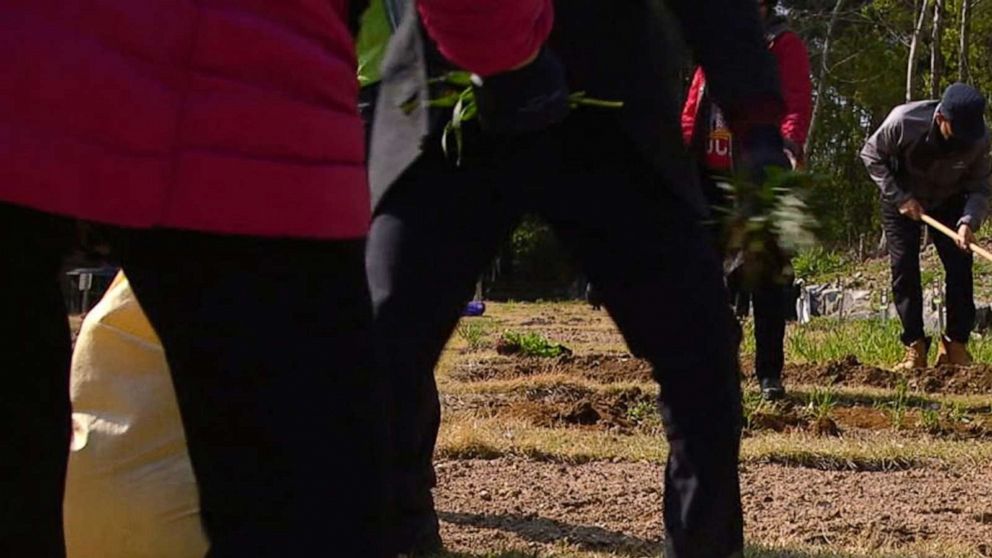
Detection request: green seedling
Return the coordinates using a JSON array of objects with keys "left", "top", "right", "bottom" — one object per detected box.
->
[
  {"left": 805, "top": 387, "right": 838, "bottom": 421},
  {"left": 743, "top": 390, "right": 775, "bottom": 431},
  {"left": 411, "top": 71, "right": 623, "bottom": 165},
  {"left": 920, "top": 406, "right": 942, "bottom": 432},
  {"left": 625, "top": 400, "right": 657, "bottom": 425},
  {"left": 499, "top": 330, "right": 570, "bottom": 358},
  {"left": 456, "top": 319, "right": 491, "bottom": 351},
  {"left": 946, "top": 401, "right": 972, "bottom": 424}
]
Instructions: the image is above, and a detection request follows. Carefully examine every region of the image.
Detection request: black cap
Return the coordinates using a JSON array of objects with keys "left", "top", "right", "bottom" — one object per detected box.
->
[{"left": 939, "top": 83, "right": 988, "bottom": 143}]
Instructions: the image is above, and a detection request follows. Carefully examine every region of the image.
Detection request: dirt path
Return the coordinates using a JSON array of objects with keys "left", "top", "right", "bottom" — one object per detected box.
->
[{"left": 435, "top": 458, "right": 992, "bottom": 557}]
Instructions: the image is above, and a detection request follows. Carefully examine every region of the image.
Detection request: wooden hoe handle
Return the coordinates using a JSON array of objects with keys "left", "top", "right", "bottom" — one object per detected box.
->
[{"left": 920, "top": 214, "right": 992, "bottom": 264}]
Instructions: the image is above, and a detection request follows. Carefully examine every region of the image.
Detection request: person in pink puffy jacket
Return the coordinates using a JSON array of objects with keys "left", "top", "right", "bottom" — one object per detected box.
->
[{"left": 0, "top": 2, "right": 554, "bottom": 557}]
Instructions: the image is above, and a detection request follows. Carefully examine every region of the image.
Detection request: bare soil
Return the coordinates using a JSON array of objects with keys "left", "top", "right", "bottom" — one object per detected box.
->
[
  {"left": 437, "top": 304, "right": 992, "bottom": 556},
  {"left": 444, "top": 380, "right": 992, "bottom": 439},
  {"left": 456, "top": 352, "right": 992, "bottom": 399},
  {"left": 444, "top": 386, "right": 659, "bottom": 434},
  {"left": 786, "top": 355, "right": 992, "bottom": 395},
  {"left": 434, "top": 458, "right": 992, "bottom": 556}
]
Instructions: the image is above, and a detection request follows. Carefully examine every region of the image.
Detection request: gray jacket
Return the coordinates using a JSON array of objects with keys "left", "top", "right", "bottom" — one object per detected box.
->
[{"left": 860, "top": 100, "right": 991, "bottom": 229}]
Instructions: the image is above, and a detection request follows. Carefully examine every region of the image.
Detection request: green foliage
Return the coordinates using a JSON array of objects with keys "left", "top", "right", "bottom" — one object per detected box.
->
[
  {"left": 946, "top": 401, "right": 972, "bottom": 424},
  {"left": 786, "top": 317, "right": 992, "bottom": 368},
  {"left": 806, "top": 387, "right": 838, "bottom": 421},
  {"left": 738, "top": 319, "right": 757, "bottom": 358},
  {"left": 792, "top": 246, "right": 848, "bottom": 281},
  {"left": 500, "top": 330, "right": 569, "bottom": 358},
  {"left": 920, "top": 406, "right": 942, "bottom": 432},
  {"left": 876, "top": 376, "right": 911, "bottom": 429},
  {"left": 508, "top": 216, "right": 575, "bottom": 286},
  {"left": 787, "top": 318, "right": 906, "bottom": 366},
  {"left": 920, "top": 266, "right": 943, "bottom": 288},
  {"left": 625, "top": 400, "right": 657, "bottom": 425},
  {"left": 742, "top": 390, "right": 776, "bottom": 431},
  {"left": 456, "top": 319, "right": 493, "bottom": 351},
  {"left": 421, "top": 72, "right": 622, "bottom": 165},
  {"left": 784, "top": 0, "right": 992, "bottom": 248},
  {"left": 718, "top": 168, "right": 819, "bottom": 286}
]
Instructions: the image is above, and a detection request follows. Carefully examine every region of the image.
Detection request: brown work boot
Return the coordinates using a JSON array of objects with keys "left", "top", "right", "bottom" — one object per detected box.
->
[
  {"left": 895, "top": 338, "right": 930, "bottom": 371},
  {"left": 935, "top": 336, "right": 973, "bottom": 366}
]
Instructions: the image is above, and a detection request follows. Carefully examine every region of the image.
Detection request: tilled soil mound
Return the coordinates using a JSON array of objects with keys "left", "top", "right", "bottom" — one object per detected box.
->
[
  {"left": 458, "top": 353, "right": 992, "bottom": 395},
  {"left": 452, "top": 354, "right": 653, "bottom": 384},
  {"left": 747, "top": 406, "right": 992, "bottom": 439},
  {"left": 445, "top": 386, "right": 659, "bottom": 433},
  {"left": 786, "top": 355, "right": 992, "bottom": 394}
]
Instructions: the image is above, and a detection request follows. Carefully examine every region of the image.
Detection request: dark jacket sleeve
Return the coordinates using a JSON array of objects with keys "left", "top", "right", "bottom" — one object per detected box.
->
[
  {"left": 860, "top": 109, "right": 911, "bottom": 207},
  {"left": 416, "top": 0, "right": 553, "bottom": 77},
  {"left": 771, "top": 31, "right": 813, "bottom": 154},
  {"left": 666, "top": 0, "right": 783, "bottom": 138},
  {"left": 960, "top": 138, "right": 992, "bottom": 230}
]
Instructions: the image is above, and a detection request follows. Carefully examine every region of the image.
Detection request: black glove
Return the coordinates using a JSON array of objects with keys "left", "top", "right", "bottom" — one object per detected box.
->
[
  {"left": 738, "top": 124, "right": 791, "bottom": 185},
  {"left": 470, "top": 48, "right": 570, "bottom": 135}
]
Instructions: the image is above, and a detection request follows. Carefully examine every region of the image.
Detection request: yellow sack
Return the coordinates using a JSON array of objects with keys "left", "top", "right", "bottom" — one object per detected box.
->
[{"left": 65, "top": 273, "right": 207, "bottom": 558}]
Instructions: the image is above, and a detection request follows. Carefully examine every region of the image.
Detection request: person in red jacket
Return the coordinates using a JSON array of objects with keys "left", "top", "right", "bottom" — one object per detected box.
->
[
  {"left": 680, "top": 0, "right": 812, "bottom": 402},
  {"left": 683, "top": 0, "right": 812, "bottom": 168},
  {"left": 0, "top": 2, "right": 553, "bottom": 557}
]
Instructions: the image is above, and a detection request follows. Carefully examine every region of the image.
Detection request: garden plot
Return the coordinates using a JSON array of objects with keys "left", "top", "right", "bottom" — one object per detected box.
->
[{"left": 430, "top": 302, "right": 992, "bottom": 558}]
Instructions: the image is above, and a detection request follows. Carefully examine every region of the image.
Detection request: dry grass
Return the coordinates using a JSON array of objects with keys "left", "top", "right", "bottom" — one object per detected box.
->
[
  {"left": 437, "top": 414, "right": 666, "bottom": 464},
  {"left": 441, "top": 373, "right": 655, "bottom": 397},
  {"left": 437, "top": 414, "right": 992, "bottom": 470}
]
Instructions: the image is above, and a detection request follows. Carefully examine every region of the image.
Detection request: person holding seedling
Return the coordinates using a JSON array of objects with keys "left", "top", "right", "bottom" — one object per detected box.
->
[
  {"left": 365, "top": 1, "right": 792, "bottom": 556},
  {"left": 861, "top": 83, "right": 991, "bottom": 371},
  {"left": 681, "top": 0, "right": 813, "bottom": 401}
]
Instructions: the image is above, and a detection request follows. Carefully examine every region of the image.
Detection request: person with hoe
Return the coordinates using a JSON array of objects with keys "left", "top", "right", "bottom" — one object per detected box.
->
[{"left": 861, "top": 83, "right": 991, "bottom": 371}]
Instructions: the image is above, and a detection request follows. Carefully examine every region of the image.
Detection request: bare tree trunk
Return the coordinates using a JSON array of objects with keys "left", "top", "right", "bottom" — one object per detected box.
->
[
  {"left": 907, "top": 0, "right": 931, "bottom": 102},
  {"left": 923, "top": 0, "right": 938, "bottom": 256},
  {"left": 930, "top": 0, "right": 945, "bottom": 98},
  {"left": 960, "top": 0, "right": 973, "bottom": 82},
  {"left": 890, "top": 0, "right": 934, "bottom": 254},
  {"left": 806, "top": 0, "right": 845, "bottom": 158}
]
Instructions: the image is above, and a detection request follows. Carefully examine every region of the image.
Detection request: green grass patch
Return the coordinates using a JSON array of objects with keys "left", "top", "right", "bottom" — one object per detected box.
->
[
  {"left": 782, "top": 317, "right": 992, "bottom": 368},
  {"left": 784, "top": 384, "right": 991, "bottom": 414},
  {"left": 785, "top": 318, "right": 905, "bottom": 366},
  {"left": 456, "top": 318, "right": 496, "bottom": 351},
  {"left": 793, "top": 246, "right": 848, "bottom": 282},
  {"left": 499, "top": 330, "right": 571, "bottom": 358}
]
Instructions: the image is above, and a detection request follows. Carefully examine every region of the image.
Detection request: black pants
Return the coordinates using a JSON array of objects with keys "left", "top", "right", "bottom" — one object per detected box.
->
[
  {"left": 726, "top": 271, "right": 787, "bottom": 382},
  {"left": 882, "top": 196, "right": 975, "bottom": 345},
  {"left": 705, "top": 176, "right": 787, "bottom": 383},
  {"left": 0, "top": 204, "right": 390, "bottom": 558},
  {"left": 368, "top": 114, "right": 744, "bottom": 558}
]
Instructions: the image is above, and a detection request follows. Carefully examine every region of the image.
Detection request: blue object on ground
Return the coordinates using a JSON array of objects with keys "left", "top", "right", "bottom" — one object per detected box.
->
[{"left": 463, "top": 301, "right": 486, "bottom": 317}]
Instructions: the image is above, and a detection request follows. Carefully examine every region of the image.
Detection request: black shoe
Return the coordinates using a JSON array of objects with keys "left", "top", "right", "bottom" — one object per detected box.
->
[{"left": 759, "top": 377, "right": 785, "bottom": 401}]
